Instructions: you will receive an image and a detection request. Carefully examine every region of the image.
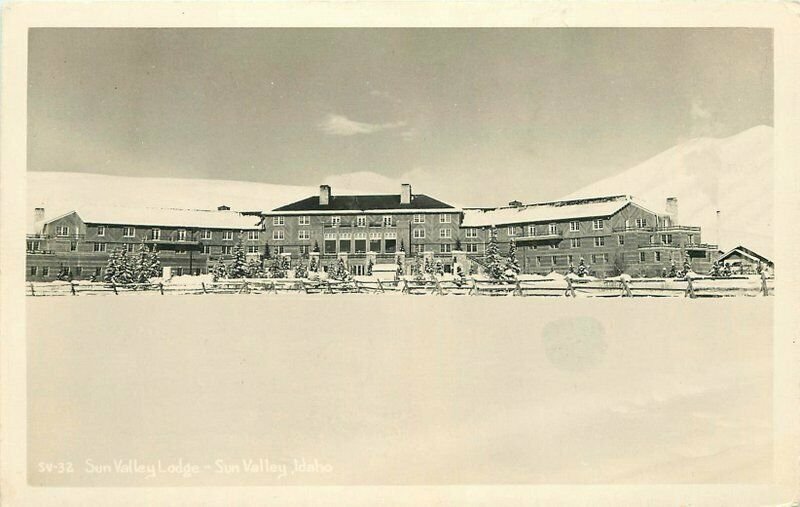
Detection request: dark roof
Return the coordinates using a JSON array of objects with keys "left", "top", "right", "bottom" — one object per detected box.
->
[
  {"left": 719, "top": 245, "right": 773, "bottom": 264},
  {"left": 273, "top": 194, "right": 455, "bottom": 212}
]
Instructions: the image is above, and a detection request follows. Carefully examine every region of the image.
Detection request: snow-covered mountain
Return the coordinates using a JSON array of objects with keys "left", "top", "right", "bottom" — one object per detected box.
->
[{"left": 562, "top": 125, "right": 773, "bottom": 256}]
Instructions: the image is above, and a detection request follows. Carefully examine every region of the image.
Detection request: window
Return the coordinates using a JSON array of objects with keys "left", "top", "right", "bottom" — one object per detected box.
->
[
  {"left": 27, "top": 240, "right": 41, "bottom": 252},
  {"left": 639, "top": 252, "right": 646, "bottom": 262},
  {"left": 618, "top": 235, "right": 624, "bottom": 246},
  {"left": 440, "top": 244, "right": 452, "bottom": 253},
  {"left": 273, "top": 216, "right": 285, "bottom": 226},
  {"left": 175, "top": 246, "right": 187, "bottom": 255},
  {"left": 570, "top": 238, "right": 580, "bottom": 248},
  {"left": 635, "top": 218, "right": 648, "bottom": 228},
  {"left": 507, "top": 226, "right": 517, "bottom": 236},
  {"left": 331, "top": 216, "right": 341, "bottom": 227},
  {"left": 385, "top": 232, "right": 397, "bottom": 253},
  {"left": 591, "top": 254, "right": 598, "bottom": 264},
  {"left": 655, "top": 251, "right": 662, "bottom": 262},
  {"left": 568, "top": 255, "right": 574, "bottom": 264},
  {"left": 354, "top": 236, "right": 367, "bottom": 253},
  {"left": 274, "top": 246, "right": 284, "bottom": 255},
  {"left": 222, "top": 230, "right": 233, "bottom": 241},
  {"left": 298, "top": 216, "right": 310, "bottom": 226},
  {"left": 382, "top": 216, "right": 394, "bottom": 227},
  {"left": 594, "top": 237, "right": 605, "bottom": 247},
  {"left": 356, "top": 216, "right": 367, "bottom": 227},
  {"left": 370, "top": 239, "right": 382, "bottom": 253},
  {"left": 687, "top": 234, "right": 695, "bottom": 245},
  {"left": 299, "top": 245, "right": 309, "bottom": 255},
  {"left": 221, "top": 246, "right": 233, "bottom": 255},
  {"left": 413, "top": 214, "right": 425, "bottom": 224},
  {"left": 201, "top": 230, "right": 212, "bottom": 240},
  {"left": 551, "top": 256, "right": 558, "bottom": 266},
  {"left": 549, "top": 244, "right": 558, "bottom": 249},
  {"left": 123, "top": 227, "right": 135, "bottom": 238},
  {"left": 414, "top": 244, "right": 424, "bottom": 254},
  {"left": 439, "top": 229, "right": 452, "bottom": 239},
  {"left": 42, "top": 266, "right": 50, "bottom": 276},
  {"left": 272, "top": 230, "right": 285, "bottom": 240},
  {"left": 661, "top": 234, "right": 672, "bottom": 244},
  {"left": 247, "top": 245, "right": 259, "bottom": 254},
  {"left": 30, "top": 266, "right": 38, "bottom": 276},
  {"left": 175, "top": 267, "right": 184, "bottom": 276},
  {"left": 570, "top": 221, "right": 580, "bottom": 232},
  {"left": 592, "top": 219, "right": 604, "bottom": 230},
  {"left": 439, "top": 214, "right": 451, "bottom": 224},
  {"left": 177, "top": 229, "right": 187, "bottom": 241},
  {"left": 527, "top": 225, "right": 537, "bottom": 236},
  {"left": 97, "top": 226, "right": 105, "bottom": 236},
  {"left": 152, "top": 228, "right": 161, "bottom": 240},
  {"left": 536, "top": 256, "right": 543, "bottom": 267},
  {"left": 466, "top": 243, "right": 479, "bottom": 253},
  {"left": 339, "top": 232, "right": 351, "bottom": 252},
  {"left": 465, "top": 228, "right": 478, "bottom": 238},
  {"left": 56, "top": 226, "right": 69, "bottom": 237},
  {"left": 548, "top": 224, "right": 558, "bottom": 235},
  {"left": 413, "top": 228, "right": 425, "bottom": 239},
  {"left": 298, "top": 230, "right": 310, "bottom": 240},
  {"left": 202, "top": 245, "right": 211, "bottom": 254},
  {"left": 324, "top": 239, "right": 337, "bottom": 254},
  {"left": 70, "top": 241, "right": 77, "bottom": 251},
  {"left": 125, "top": 243, "right": 135, "bottom": 252},
  {"left": 94, "top": 267, "right": 102, "bottom": 277},
  {"left": 247, "top": 230, "right": 259, "bottom": 241},
  {"left": 93, "top": 243, "right": 106, "bottom": 252},
  {"left": 649, "top": 235, "right": 657, "bottom": 245}
]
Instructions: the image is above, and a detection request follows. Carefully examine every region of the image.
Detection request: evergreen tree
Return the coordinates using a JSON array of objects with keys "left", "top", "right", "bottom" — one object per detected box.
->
[
  {"left": 230, "top": 241, "right": 248, "bottom": 278},
  {"left": 148, "top": 248, "right": 162, "bottom": 278},
  {"left": 506, "top": 238, "right": 521, "bottom": 275},
  {"left": 211, "top": 257, "right": 228, "bottom": 280},
  {"left": 577, "top": 258, "right": 589, "bottom": 277},
  {"left": 709, "top": 260, "right": 721, "bottom": 277},
  {"left": 668, "top": 260, "right": 678, "bottom": 278},
  {"left": 413, "top": 255, "right": 425, "bottom": 281},
  {"left": 434, "top": 259, "right": 444, "bottom": 276},
  {"left": 267, "top": 257, "right": 286, "bottom": 278},
  {"left": 567, "top": 262, "right": 575, "bottom": 274},
  {"left": 722, "top": 262, "right": 732, "bottom": 277},
  {"left": 484, "top": 226, "right": 505, "bottom": 279},
  {"left": 455, "top": 238, "right": 462, "bottom": 251},
  {"left": 134, "top": 243, "right": 151, "bottom": 283},
  {"left": 424, "top": 256, "right": 435, "bottom": 275},
  {"left": 103, "top": 248, "right": 120, "bottom": 282},
  {"left": 295, "top": 260, "right": 308, "bottom": 279},
  {"left": 117, "top": 249, "right": 133, "bottom": 283},
  {"left": 367, "top": 259, "right": 374, "bottom": 276},
  {"left": 246, "top": 258, "right": 264, "bottom": 278},
  {"left": 309, "top": 256, "right": 319, "bottom": 273},
  {"left": 399, "top": 240, "right": 405, "bottom": 253},
  {"left": 312, "top": 241, "right": 320, "bottom": 253}
]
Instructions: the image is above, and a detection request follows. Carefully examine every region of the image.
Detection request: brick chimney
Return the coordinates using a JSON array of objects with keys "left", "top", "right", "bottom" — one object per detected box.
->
[
  {"left": 319, "top": 185, "right": 331, "bottom": 206},
  {"left": 34, "top": 207, "right": 45, "bottom": 222},
  {"left": 665, "top": 197, "right": 678, "bottom": 225},
  {"left": 400, "top": 183, "right": 412, "bottom": 205}
]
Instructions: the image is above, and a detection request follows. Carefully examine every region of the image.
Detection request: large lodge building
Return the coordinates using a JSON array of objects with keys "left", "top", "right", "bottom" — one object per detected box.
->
[{"left": 26, "top": 184, "right": 719, "bottom": 281}]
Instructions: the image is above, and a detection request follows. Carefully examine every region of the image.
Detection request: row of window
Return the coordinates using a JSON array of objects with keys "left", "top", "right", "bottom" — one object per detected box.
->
[
  {"left": 54, "top": 225, "right": 260, "bottom": 241},
  {"left": 271, "top": 214, "right": 455, "bottom": 227},
  {"left": 30, "top": 265, "right": 208, "bottom": 277}
]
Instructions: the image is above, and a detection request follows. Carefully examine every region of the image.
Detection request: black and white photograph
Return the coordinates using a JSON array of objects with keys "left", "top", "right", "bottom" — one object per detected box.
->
[{"left": 1, "top": 3, "right": 799, "bottom": 506}]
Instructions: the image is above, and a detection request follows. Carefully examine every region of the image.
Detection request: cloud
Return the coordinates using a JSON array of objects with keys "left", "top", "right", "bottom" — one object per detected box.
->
[{"left": 318, "top": 113, "right": 406, "bottom": 137}]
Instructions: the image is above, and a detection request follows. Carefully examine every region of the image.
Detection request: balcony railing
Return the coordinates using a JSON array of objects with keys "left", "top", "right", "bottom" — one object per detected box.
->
[
  {"left": 653, "top": 225, "right": 701, "bottom": 232},
  {"left": 686, "top": 243, "right": 718, "bottom": 250},
  {"left": 514, "top": 233, "right": 562, "bottom": 242},
  {"left": 612, "top": 226, "right": 653, "bottom": 232}
]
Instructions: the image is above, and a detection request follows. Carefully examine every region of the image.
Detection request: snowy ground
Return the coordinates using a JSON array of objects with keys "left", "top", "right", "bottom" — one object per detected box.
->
[{"left": 27, "top": 295, "right": 773, "bottom": 486}]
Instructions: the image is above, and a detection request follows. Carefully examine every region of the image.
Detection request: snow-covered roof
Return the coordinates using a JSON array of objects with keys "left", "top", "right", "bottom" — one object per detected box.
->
[
  {"left": 461, "top": 195, "right": 661, "bottom": 227},
  {"left": 718, "top": 245, "right": 773, "bottom": 265},
  {"left": 40, "top": 205, "right": 262, "bottom": 230}
]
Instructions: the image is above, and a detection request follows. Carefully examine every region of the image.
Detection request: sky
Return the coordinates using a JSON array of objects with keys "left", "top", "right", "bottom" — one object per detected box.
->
[{"left": 28, "top": 28, "right": 773, "bottom": 207}]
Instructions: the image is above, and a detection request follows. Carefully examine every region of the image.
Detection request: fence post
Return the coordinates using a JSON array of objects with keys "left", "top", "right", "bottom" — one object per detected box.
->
[
  {"left": 434, "top": 278, "right": 444, "bottom": 296},
  {"left": 685, "top": 277, "right": 695, "bottom": 298},
  {"left": 376, "top": 278, "right": 385, "bottom": 293},
  {"left": 760, "top": 272, "right": 768, "bottom": 296},
  {"left": 514, "top": 279, "right": 522, "bottom": 296},
  {"left": 70, "top": 281, "right": 77, "bottom": 296},
  {"left": 201, "top": 282, "right": 208, "bottom": 294},
  {"left": 112, "top": 282, "right": 118, "bottom": 295},
  {"left": 29, "top": 282, "right": 36, "bottom": 296},
  {"left": 159, "top": 283, "right": 164, "bottom": 295},
  {"left": 621, "top": 278, "right": 632, "bottom": 297},
  {"left": 566, "top": 277, "right": 576, "bottom": 298}
]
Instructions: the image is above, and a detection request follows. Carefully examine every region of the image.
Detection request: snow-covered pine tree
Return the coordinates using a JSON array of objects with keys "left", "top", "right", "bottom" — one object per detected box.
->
[
  {"left": 103, "top": 248, "right": 120, "bottom": 282},
  {"left": 134, "top": 243, "right": 151, "bottom": 283},
  {"left": 230, "top": 241, "right": 248, "bottom": 278},
  {"left": 294, "top": 260, "right": 308, "bottom": 279},
  {"left": 312, "top": 241, "right": 320, "bottom": 253},
  {"left": 367, "top": 259, "right": 374, "bottom": 276},
  {"left": 577, "top": 257, "right": 588, "bottom": 277},
  {"left": 434, "top": 259, "right": 444, "bottom": 276},
  {"left": 722, "top": 262, "right": 731, "bottom": 277},
  {"left": 211, "top": 257, "right": 228, "bottom": 281},
  {"left": 246, "top": 258, "right": 264, "bottom": 278},
  {"left": 485, "top": 226, "right": 505, "bottom": 280},
  {"left": 267, "top": 257, "right": 286, "bottom": 279},
  {"left": 399, "top": 240, "right": 405, "bottom": 253},
  {"left": 709, "top": 260, "right": 721, "bottom": 277},
  {"left": 147, "top": 248, "right": 162, "bottom": 278},
  {"left": 424, "top": 256, "right": 434, "bottom": 275},
  {"left": 309, "top": 256, "right": 318, "bottom": 272},
  {"left": 506, "top": 238, "right": 521, "bottom": 275},
  {"left": 117, "top": 249, "right": 133, "bottom": 284}
]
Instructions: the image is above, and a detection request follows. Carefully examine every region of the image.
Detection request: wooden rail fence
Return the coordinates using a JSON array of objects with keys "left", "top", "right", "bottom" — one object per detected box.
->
[{"left": 27, "top": 275, "right": 775, "bottom": 298}]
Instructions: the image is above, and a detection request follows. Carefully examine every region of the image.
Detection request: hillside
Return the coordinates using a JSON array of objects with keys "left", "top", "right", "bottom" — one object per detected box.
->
[{"left": 562, "top": 125, "right": 773, "bottom": 256}]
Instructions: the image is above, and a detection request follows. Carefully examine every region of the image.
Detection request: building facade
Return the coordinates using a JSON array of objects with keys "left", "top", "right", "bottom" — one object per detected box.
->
[
  {"left": 262, "top": 184, "right": 462, "bottom": 275},
  {"left": 26, "top": 206, "right": 265, "bottom": 281},
  {"left": 460, "top": 195, "right": 718, "bottom": 277}
]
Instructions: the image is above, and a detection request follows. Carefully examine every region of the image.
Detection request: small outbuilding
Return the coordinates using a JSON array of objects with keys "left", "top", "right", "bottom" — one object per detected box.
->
[{"left": 717, "top": 245, "right": 773, "bottom": 274}]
